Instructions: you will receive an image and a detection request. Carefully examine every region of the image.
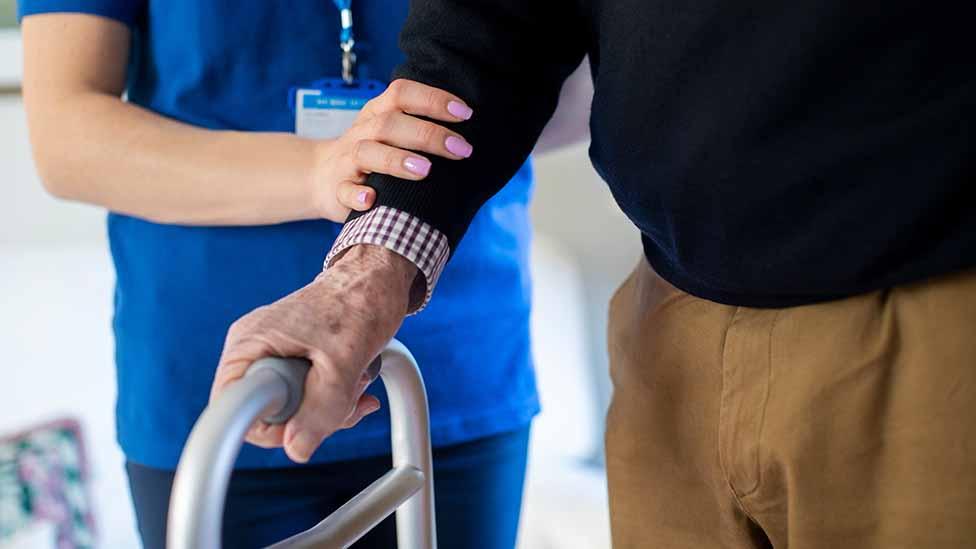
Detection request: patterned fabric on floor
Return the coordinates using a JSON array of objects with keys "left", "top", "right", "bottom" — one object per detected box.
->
[{"left": 0, "top": 418, "right": 96, "bottom": 549}]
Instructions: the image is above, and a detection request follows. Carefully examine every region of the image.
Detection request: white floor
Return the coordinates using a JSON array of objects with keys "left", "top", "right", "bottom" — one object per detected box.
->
[{"left": 0, "top": 244, "right": 136, "bottom": 548}]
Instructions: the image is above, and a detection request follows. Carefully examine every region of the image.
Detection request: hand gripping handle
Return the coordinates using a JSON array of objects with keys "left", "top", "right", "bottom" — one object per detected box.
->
[
  {"left": 167, "top": 340, "right": 435, "bottom": 549},
  {"left": 248, "top": 355, "right": 382, "bottom": 425}
]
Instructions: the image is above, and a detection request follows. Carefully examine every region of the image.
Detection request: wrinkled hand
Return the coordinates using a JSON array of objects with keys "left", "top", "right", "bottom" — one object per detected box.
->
[{"left": 210, "top": 245, "right": 416, "bottom": 463}]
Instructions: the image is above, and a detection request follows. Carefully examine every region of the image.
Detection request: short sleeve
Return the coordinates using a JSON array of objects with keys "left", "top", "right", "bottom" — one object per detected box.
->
[{"left": 18, "top": 0, "right": 145, "bottom": 28}]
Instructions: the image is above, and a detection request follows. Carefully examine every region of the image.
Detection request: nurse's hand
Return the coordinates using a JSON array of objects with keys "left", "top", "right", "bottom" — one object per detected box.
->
[
  {"left": 210, "top": 244, "right": 415, "bottom": 463},
  {"left": 315, "top": 79, "right": 474, "bottom": 222}
]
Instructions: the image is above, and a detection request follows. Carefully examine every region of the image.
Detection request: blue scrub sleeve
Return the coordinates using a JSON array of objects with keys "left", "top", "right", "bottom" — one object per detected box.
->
[{"left": 18, "top": 0, "right": 145, "bottom": 27}]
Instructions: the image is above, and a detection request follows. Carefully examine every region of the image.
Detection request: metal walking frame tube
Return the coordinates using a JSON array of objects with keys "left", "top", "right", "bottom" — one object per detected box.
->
[{"left": 166, "top": 339, "right": 436, "bottom": 549}]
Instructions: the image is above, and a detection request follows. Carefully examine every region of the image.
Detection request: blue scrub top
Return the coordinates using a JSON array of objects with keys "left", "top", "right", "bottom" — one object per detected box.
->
[{"left": 19, "top": 0, "right": 539, "bottom": 469}]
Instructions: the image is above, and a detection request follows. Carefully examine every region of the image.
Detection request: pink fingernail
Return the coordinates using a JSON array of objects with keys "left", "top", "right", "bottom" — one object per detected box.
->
[
  {"left": 447, "top": 100, "right": 473, "bottom": 120},
  {"left": 445, "top": 136, "right": 473, "bottom": 158},
  {"left": 404, "top": 156, "right": 431, "bottom": 176},
  {"left": 357, "top": 190, "right": 369, "bottom": 204}
]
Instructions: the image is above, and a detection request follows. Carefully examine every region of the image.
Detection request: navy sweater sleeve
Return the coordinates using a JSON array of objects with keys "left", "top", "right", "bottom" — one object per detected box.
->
[{"left": 357, "top": 0, "right": 588, "bottom": 252}]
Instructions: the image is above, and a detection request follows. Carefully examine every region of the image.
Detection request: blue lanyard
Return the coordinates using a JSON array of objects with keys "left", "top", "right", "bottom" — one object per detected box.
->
[{"left": 333, "top": 0, "right": 356, "bottom": 83}]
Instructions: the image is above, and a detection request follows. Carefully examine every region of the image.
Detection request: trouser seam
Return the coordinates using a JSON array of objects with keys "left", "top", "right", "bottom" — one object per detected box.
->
[
  {"left": 718, "top": 307, "right": 753, "bottom": 515},
  {"left": 718, "top": 306, "right": 779, "bottom": 527},
  {"left": 736, "top": 308, "right": 779, "bottom": 500}
]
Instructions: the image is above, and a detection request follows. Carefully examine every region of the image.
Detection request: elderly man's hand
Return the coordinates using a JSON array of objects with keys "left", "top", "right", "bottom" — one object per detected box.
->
[{"left": 209, "top": 245, "right": 416, "bottom": 463}]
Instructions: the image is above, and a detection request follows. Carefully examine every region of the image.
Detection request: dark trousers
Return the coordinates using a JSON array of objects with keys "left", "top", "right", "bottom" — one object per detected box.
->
[{"left": 127, "top": 427, "right": 530, "bottom": 549}]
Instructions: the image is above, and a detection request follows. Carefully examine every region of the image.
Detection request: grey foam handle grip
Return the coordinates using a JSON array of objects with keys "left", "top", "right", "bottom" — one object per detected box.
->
[
  {"left": 246, "top": 357, "right": 311, "bottom": 425},
  {"left": 246, "top": 355, "right": 384, "bottom": 425}
]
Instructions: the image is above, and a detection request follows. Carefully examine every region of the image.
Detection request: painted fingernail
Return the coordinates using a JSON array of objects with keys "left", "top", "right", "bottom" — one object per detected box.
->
[
  {"left": 357, "top": 190, "right": 369, "bottom": 205},
  {"left": 445, "top": 136, "right": 473, "bottom": 158},
  {"left": 447, "top": 100, "right": 473, "bottom": 120},
  {"left": 403, "top": 156, "right": 431, "bottom": 176}
]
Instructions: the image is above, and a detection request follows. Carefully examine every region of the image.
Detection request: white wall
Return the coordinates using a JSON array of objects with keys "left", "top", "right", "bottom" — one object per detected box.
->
[
  {"left": 531, "top": 144, "right": 641, "bottom": 461},
  {"left": 0, "top": 30, "right": 22, "bottom": 88},
  {"left": 1, "top": 96, "right": 106, "bottom": 245}
]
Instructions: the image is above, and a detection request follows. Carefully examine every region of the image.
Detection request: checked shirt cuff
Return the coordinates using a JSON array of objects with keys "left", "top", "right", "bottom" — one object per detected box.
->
[{"left": 324, "top": 206, "right": 450, "bottom": 314}]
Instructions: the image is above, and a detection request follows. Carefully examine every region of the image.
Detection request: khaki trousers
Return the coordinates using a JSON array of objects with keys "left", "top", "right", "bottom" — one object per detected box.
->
[{"left": 606, "top": 259, "right": 976, "bottom": 548}]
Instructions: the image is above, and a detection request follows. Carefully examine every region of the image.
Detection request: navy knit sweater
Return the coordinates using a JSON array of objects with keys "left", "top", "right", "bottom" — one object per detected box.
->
[{"left": 362, "top": 0, "right": 976, "bottom": 307}]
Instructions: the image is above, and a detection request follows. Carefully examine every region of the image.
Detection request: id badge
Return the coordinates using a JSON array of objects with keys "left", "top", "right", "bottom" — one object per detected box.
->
[{"left": 292, "top": 78, "right": 384, "bottom": 139}]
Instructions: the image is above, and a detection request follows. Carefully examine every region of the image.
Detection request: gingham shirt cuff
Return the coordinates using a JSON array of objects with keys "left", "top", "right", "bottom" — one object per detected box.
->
[{"left": 324, "top": 206, "right": 450, "bottom": 314}]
